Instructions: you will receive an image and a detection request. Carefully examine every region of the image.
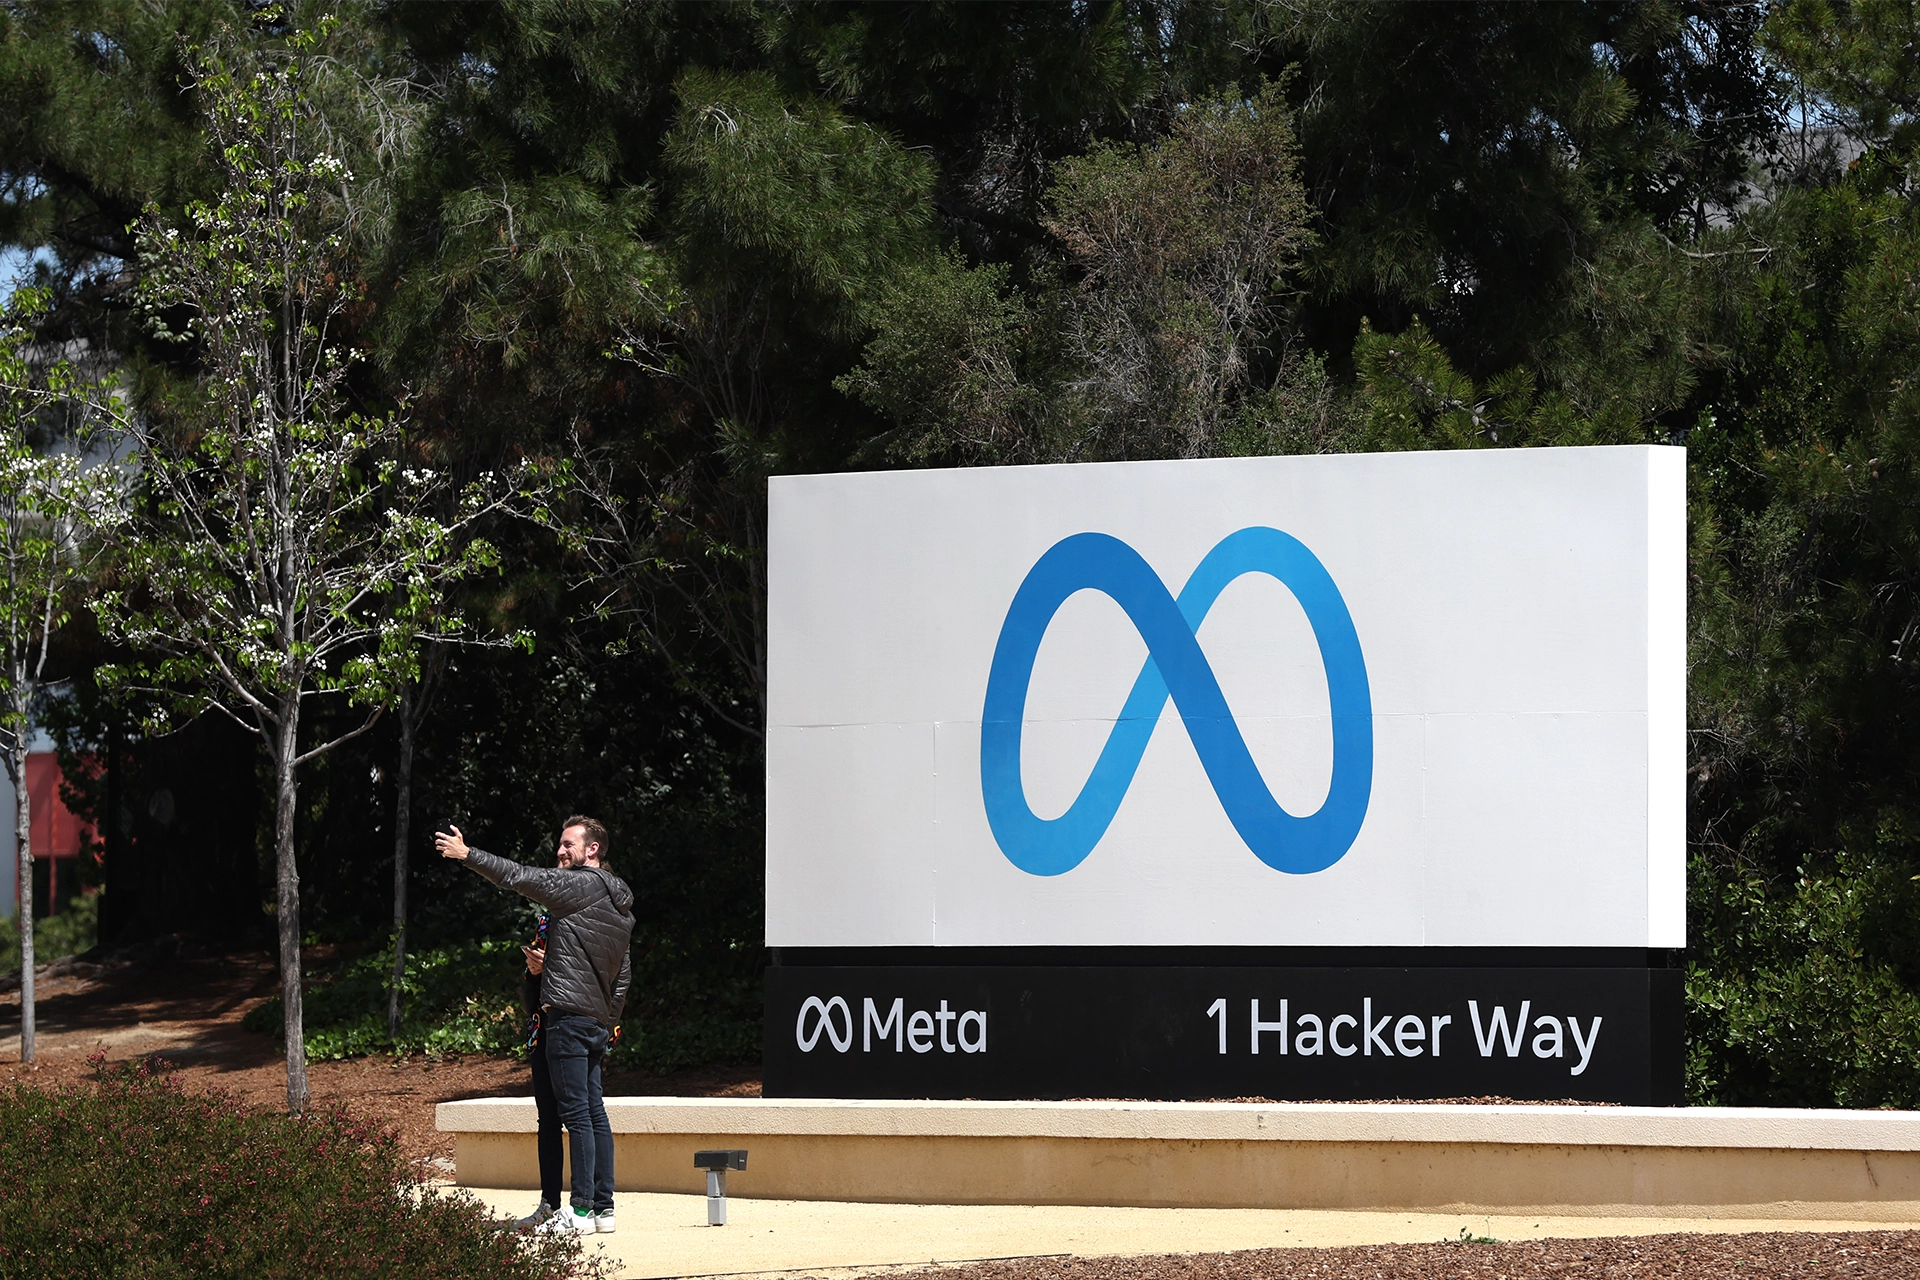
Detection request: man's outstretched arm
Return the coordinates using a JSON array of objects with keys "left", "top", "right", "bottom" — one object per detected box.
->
[{"left": 436, "top": 826, "right": 598, "bottom": 913}]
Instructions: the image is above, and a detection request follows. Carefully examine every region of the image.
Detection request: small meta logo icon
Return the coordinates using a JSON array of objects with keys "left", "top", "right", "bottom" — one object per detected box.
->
[{"left": 979, "top": 528, "right": 1373, "bottom": 877}]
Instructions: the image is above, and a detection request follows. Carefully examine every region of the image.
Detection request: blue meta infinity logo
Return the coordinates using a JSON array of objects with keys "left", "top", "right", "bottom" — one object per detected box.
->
[{"left": 980, "top": 528, "right": 1373, "bottom": 877}]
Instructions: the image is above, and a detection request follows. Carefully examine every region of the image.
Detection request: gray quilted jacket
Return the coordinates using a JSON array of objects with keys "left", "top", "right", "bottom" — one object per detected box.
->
[{"left": 464, "top": 847, "right": 634, "bottom": 1026}]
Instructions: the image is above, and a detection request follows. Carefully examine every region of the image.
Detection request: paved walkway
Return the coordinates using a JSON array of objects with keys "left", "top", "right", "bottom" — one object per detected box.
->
[{"left": 454, "top": 1188, "right": 1920, "bottom": 1280}]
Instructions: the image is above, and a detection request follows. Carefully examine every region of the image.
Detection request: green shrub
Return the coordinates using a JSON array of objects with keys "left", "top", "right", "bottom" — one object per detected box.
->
[
  {"left": 1685, "top": 847, "right": 1920, "bottom": 1107},
  {"left": 0, "top": 1058, "right": 603, "bottom": 1280},
  {"left": 0, "top": 891, "right": 99, "bottom": 976},
  {"left": 244, "top": 939, "right": 527, "bottom": 1060},
  {"left": 246, "top": 935, "right": 762, "bottom": 1076},
  {"left": 607, "top": 948, "right": 761, "bottom": 1075}
]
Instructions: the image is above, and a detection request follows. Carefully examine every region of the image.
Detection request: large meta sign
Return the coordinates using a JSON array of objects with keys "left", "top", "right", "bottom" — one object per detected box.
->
[{"left": 766, "top": 446, "right": 1685, "bottom": 951}]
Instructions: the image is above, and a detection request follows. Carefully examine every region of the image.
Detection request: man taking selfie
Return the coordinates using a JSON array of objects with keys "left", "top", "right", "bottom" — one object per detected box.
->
[{"left": 436, "top": 816, "right": 633, "bottom": 1235}]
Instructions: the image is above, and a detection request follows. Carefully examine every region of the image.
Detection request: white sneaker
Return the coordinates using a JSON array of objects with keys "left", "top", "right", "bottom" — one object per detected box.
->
[
  {"left": 514, "top": 1200, "right": 558, "bottom": 1231},
  {"left": 594, "top": 1209, "right": 616, "bottom": 1234},
  {"left": 534, "top": 1208, "right": 594, "bottom": 1235}
]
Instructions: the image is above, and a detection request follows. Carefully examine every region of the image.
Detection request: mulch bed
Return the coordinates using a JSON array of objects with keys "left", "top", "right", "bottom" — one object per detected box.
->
[
  {"left": 1190, "top": 1105, "right": 1628, "bottom": 1113},
  {"left": 892, "top": 1232, "right": 1920, "bottom": 1278}
]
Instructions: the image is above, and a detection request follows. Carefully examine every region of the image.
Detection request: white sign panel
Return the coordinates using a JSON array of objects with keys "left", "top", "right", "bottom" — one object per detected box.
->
[{"left": 767, "top": 446, "right": 1685, "bottom": 948}]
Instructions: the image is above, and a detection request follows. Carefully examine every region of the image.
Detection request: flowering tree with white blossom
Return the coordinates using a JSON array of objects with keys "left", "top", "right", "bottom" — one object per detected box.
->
[
  {"left": 97, "top": 28, "right": 531, "bottom": 1115},
  {"left": 0, "top": 287, "right": 129, "bottom": 1065}
]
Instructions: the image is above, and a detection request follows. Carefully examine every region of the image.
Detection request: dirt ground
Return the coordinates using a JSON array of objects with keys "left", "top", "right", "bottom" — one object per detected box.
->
[{"left": 0, "top": 935, "right": 759, "bottom": 1174}]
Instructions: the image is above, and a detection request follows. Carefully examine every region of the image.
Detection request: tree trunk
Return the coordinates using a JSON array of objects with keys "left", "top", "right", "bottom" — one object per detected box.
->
[
  {"left": 101, "top": 717, "right": 123, "bottom": 946},
  {"left": 387, "top": 682, "right": 415, "bottom": 1043},
  {"left": 273, "top": 704, "right": 308, "bottom": 1114},
  {"left": 12, "top": 736, "right": 30, "bottom": 1064}
]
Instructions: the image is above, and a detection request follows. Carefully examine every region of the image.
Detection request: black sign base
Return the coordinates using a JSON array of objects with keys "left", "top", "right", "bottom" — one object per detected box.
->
[{"left": 765, "top": 964, "right": 1682, "bottom": 1105}]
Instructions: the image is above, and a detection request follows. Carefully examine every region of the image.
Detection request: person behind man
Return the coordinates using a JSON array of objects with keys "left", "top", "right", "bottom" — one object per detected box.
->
[
  {"left": 436, "top": 816, "right": 633, "bottom": 1235},
  {"left": 512, "top": 839, "right": 569, "bottom": 1230}
]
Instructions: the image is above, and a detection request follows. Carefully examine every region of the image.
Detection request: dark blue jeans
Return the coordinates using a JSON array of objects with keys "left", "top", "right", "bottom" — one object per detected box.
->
[
  {"left": 529, "top": 1028, "right": 563, "bottom": 1209},
  {"left": 543, "top": 1013, "right": 614, "bottom": 1212}
]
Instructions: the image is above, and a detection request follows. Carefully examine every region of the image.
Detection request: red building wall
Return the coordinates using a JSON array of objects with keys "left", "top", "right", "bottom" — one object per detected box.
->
[{"left": 26, "top": 752, "right": 96, "bottom": 916}]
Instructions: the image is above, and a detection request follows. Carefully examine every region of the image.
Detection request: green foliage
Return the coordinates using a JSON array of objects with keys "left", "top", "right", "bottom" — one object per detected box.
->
[
  {"left": 1350, "top": 319, "right": 1638, "bottom": 452},
  {"left": 383, "top": 174, "right": 667, "bottom": 391},
  {"left": 835, "top": 249, "right": 1049, "bottom": 464},
  {"left": 611, "top": 924, "right": 762, "bottom": 1076},
  {"left": 1768, "top": 0, "right": 1920, "bottom": 162},
  {"left": 243, "top": 939, "right": 527, "bottom": 1060},
  {"left": 1215, "top": 351, "right": 1355, "bottom": 459},
  {"left": 764, "top": 1, "right": 1222, "bottom": 163},
  {"left": 0, "top": 891, "right": 98, "bottom": 976},
  {"left": 1687, "top": 849, "right": 1920, "bottom": 1108},
  {"left": 0, "top": 1, "right": 225, "bottom": 293},
  {"left": 0, "top": 283, "right": 128, "bottom": 739},
  {"left": 0, "top": 1059, "right": 602, "bottom": 1279},
  {"left": 242, "top": 927, "right": 761, "bottom": 1076},
  {"left": 665, "top": 67, "right": 936, "bottom": 330},
  {"left": 1042, "top": 80, "right": 1313, "bottom": 460},
  {"left": 1681, "top": 166, "right": 1920, "bottom": 1105},
  {"left": 842, "top": 79, "right": 1319, "bottom": 465},
  {"left": 1277, "top": 1, "right": 1777, "bottom": 389}
]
